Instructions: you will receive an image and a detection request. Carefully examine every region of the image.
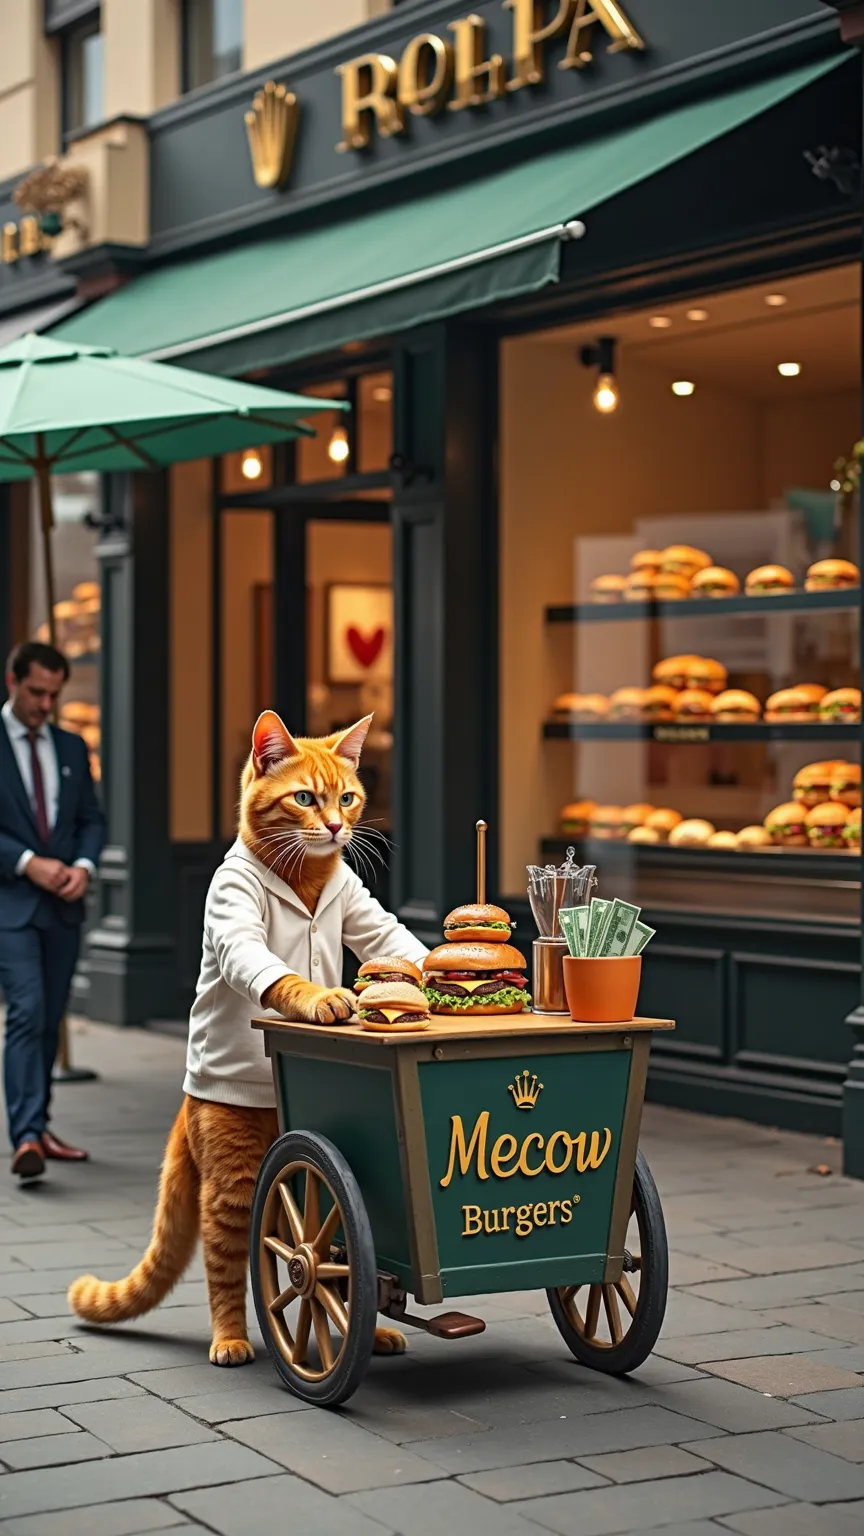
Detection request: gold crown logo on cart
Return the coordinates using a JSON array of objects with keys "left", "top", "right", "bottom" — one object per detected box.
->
[
  {"left": 245, "top": 80, "right": 300, "bottom": 189},
  {"left": 508, "top": 1070, "right": 543, "bottom": 1110}
]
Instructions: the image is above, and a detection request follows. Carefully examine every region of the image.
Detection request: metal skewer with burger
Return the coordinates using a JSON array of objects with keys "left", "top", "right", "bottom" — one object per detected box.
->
[{"left": 422, "top": 822, "right": 531, "bottom": 1016}]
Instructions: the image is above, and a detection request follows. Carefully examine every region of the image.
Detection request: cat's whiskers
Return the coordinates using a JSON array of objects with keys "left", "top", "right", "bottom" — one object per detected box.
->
[{"left": 346, "top": 839, "right": 376, "bottom": 887}]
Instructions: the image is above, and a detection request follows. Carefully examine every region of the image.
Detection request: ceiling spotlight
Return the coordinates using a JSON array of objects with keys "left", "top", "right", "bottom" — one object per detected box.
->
[
  {"left": 765, "top": 293, "right": 788, "bottom": 307},
  {"left": 649, "top": 315, "right": 672, "bottom": 329},
  {"left": 580, "top": 336, "right": 620, "bottom": 414},
  {"left": 777, "top": 362, "right": 801, "bottom": 377},
  {"left": 687, "top": 308, "right": 709, "bottom": 322},
  {"left": 241, "top": 450, "right": 263, "bottom": 481},
  {"left": 327, "top": 425, "right": 350, "bottom": 463},
  {"left": 671, "top": 380, "right": 695, "bottom": 397}
]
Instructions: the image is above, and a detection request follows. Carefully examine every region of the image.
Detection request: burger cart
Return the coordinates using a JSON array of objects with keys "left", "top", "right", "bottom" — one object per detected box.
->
[{"left": 249, "top": 1007, "right": 674, "bottom": 1407}]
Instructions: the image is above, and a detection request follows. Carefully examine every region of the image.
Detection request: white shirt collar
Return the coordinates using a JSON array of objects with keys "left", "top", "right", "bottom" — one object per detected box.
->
[
  {"left": 228, "top": 837, "right": 350, "bottom": 917},
  {"left": 2, "top": 700, "right": 49, "bottom": 742}
]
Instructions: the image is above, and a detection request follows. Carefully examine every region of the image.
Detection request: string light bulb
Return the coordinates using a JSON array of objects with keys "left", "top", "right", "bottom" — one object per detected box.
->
[
  {"left": 777, "top": 362, "right": 801, "bottom": 378},
  {"left": 241, "top": 450, "right": 263, "bottom": 481},
  {"left": 327, "top": 425, "right": 350, "bottom": 463},
  {"left": 593, "top": 374, "right": 620, "bottom": 414},
  {"left": 671, "top": 380, "right": 695, "bottom": 397},
  {"left": 581, "top": 336, "right": 619, "bottom": 415}
]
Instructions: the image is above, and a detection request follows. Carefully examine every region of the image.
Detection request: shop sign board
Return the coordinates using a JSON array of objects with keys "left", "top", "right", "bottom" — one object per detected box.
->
[
  {"left": 419, "top": 1050, "right": 629, "bottom": 1291},
  {"left": 145, "top": 0, "right": 832, "bottom": 258}
]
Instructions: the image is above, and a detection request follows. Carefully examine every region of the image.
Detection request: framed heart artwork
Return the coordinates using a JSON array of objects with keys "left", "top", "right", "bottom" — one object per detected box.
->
[{"left": 326, "top": 583, "right": 394, "bottom": 684}]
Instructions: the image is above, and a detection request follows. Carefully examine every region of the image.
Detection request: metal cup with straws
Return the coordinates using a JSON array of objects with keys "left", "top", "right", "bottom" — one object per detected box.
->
[{"left": 527, "top": 848, "right": 597, "bottom": 1014}]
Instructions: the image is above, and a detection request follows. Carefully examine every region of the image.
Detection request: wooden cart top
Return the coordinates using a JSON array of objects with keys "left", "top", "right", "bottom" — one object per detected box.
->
[{"left": 253, "top": 1011, "right": 674, "bottom": 1047}]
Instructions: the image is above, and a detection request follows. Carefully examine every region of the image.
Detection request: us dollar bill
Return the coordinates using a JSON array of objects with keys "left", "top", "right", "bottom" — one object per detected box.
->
[
  {"left": 575, "top": 904, "right": 591, "bottom": 957},
  {"left": 599, "top": 899, "right": 642, "bottom": 957},
  {"left": 586, "top": 898, "right": 611, "bottom": 956},
  {"left": 557, "top": 908, "right": 579, "bottom": 957},
  {"left": 625, "top": 919, "right": 656, "bottom": 956}
]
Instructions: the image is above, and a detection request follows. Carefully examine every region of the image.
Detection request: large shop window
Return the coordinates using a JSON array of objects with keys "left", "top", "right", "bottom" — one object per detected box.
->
[
  {"left": 499, "top": 264, "right": 862, "bottom": 925},
  {"left": 183, "top": 0, "right": 243, "bottom": 92},
  {"left": 29, "top": 474, "right": 102, "bottom": 781}
]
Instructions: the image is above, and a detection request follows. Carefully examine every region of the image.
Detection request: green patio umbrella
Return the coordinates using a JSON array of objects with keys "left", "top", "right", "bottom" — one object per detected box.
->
[
  {"left": 0, "top": 331, "right": 343, "bottom": 1079},
  {"left": 0, "top": 331, "right": 342, "bottom": 645}
]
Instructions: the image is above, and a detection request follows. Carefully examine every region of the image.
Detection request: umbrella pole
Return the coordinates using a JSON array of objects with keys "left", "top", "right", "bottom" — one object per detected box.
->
[
  {"left": 35, "top": 443, "right": 98, "bottom": 1086},
  {"left": 35, "top": 441, "right": 57, "bottom": 652}
]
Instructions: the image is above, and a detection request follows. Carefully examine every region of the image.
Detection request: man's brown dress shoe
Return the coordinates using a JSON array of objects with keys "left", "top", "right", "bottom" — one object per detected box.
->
[
  {"left": 41, "top": 1131, "right": 89, "bottom": 1162},
  {"left": 12, "top": 1141, "right": 45, "bottom": 1179}
]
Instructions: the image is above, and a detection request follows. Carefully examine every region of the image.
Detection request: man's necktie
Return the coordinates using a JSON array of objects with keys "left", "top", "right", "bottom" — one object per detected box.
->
[{"left": 27, "top": 731, "right": 51, "bottom": 844}]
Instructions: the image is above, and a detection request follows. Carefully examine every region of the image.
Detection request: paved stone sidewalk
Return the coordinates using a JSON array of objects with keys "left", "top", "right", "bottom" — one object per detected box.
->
[{"left": 0, "top": 1020, "right": 863, "bottom": 1534}]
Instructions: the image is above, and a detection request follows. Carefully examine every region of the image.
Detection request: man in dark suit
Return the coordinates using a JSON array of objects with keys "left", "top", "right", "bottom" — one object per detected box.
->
[{"left": 0, "top": 641, "right": 105, "bottom": 1179}]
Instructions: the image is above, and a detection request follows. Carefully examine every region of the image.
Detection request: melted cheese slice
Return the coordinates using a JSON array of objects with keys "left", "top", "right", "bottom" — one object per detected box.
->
[{"left": 376, "top": 1006, "right": 424, "bottom": 1022}]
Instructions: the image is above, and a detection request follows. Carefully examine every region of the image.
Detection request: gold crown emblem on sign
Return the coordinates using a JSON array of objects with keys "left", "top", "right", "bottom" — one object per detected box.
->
[
  {"left": 245, "top": 80, "right": 300, "bottom": 190},
  {"left": 508, "top": 1070, "right": 543, "bottom": 1110}
]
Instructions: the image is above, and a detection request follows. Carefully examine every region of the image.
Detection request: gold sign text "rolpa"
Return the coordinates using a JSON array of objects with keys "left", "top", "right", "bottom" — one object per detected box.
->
[
  {"left": 337, "top": 0, "right": 645, "bottom": 151},
  {"left": 440, "top": 1110, "right": 613, "bottom": 1187}
]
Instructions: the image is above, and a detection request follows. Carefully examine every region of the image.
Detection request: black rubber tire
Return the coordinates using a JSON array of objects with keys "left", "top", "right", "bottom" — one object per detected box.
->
[
  {"left": 250, "top": 1130, "right": 377, "bottom": 1407},
  {"left": 546, "top": 1150, "right": 668, "bottom": 1375}
]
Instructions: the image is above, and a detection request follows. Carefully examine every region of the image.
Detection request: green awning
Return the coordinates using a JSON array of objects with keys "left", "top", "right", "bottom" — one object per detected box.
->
[{"left": 54, "top": 54, "right": 846, "bottom": 377}]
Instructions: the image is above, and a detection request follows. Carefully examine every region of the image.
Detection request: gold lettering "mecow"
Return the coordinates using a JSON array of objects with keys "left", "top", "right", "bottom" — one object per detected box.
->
[{"left": 440, "top": 1111, "right": 612, "bottom": 1188}]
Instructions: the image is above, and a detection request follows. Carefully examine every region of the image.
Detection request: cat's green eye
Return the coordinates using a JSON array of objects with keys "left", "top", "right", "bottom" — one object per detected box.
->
[
  {"left": 339, "top": 792, "right": 355, "bottom": 806},
  {"left": 294, "top": 790, "right": 316, "bottom": 807}
]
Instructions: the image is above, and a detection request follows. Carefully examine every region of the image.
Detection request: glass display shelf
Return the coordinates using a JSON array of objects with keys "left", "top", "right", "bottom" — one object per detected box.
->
[
  {"left": 545, "top": 588, "right": 861, "bottom": 625},
  {"left": 543, "top": 720, "right": 860, "bottom": 743},
  {"left": 540, "top": 836, "right": 859, "bottom": 880}
]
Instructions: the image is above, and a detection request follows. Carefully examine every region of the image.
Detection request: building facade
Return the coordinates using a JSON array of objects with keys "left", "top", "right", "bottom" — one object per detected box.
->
[{"left": 2, "top": 1, "right": 864, "bottom": 1167}]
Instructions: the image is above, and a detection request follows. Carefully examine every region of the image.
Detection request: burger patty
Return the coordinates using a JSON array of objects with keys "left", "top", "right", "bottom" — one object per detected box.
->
[
  {"left": 426, "top": 978, "right": 527, "bottom": 999},
  {"left": 358, "top": 971, "right": 412, "bottom": 984},
  {"left": 361, "top": 1010, "right": 428, "bottom": 1024}
]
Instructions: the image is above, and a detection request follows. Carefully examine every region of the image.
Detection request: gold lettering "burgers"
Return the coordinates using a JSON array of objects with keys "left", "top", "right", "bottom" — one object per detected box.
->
[{"left": 440, "top": 1112, "right": 612, "bottom": 1188}]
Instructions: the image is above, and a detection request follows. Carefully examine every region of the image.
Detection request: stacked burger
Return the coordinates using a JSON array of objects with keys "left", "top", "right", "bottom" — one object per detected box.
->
[
  {"left": 354, "top": 956, "right": 431, "bottom": 1033},
  {"left": 422, "top": 904, "right": 530, "bottom": 1017},
  {"left": 761, "top": 760, "right": 862, "bottom": 851}
]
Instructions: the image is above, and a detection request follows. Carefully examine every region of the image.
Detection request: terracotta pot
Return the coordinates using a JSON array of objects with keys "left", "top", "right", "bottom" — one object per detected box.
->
[{"left": 562, "top": 956, "right": 642, "bottom": 1023}]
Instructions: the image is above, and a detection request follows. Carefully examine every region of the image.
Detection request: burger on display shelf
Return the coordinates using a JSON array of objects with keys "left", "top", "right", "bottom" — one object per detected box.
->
[
  {"left": 691, "top": 566, "right": 740, "bottom": 597},
  {"left": 546, "top": 677, "right": 860, "bottom": 725},
  {"left": 806, "top": 802, "right": 850, "bottom": 849},
  {"left": 806, "top": 559, "right": 860, "bottom": 592},
  {"left": 745, "top": 564, "right": 794, "bottom": 596},
  {"left": 554, "top": 756, "right": 862, "bottom": 853},
  {"left": 712, "top": 690, "right": 761, "bottom": 722},
  {"left": 586, "top": 547, "right": 859, "bottom": 604}
]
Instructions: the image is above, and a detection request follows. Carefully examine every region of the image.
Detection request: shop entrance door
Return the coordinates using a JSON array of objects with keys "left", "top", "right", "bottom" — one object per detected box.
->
[{"left": 215, "top": 493, "right": 393, "bottom": 909}]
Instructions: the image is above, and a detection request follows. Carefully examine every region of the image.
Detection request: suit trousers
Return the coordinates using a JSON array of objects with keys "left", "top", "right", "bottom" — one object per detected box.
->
[{"left": 0, "top": 913, "right": 80, "bottom": 1147}]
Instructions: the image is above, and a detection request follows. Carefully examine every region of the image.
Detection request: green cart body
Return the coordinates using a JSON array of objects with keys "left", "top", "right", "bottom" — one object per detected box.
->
[{"left": 251, "top": 1012, "right": 674, "bottom": 1406}]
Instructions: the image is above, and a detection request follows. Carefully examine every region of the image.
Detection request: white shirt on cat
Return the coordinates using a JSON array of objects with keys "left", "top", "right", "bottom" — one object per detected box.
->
[{"left": 183, "top": 838, "right": 429, "bottom": 1108}]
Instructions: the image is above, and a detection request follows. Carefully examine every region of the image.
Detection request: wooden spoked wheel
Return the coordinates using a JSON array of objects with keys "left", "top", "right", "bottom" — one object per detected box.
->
[
  {"left": 250, "top": 1130, "right": 377, "bottom": 1407},
  {"left": 547, "top": 1151, "right": 668, "bottom": 1375}
]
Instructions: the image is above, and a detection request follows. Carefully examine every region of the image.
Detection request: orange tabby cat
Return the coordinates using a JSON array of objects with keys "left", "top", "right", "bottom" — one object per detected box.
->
[{"left": 69, "top": 713, "right": 417, "bottom": 1365}]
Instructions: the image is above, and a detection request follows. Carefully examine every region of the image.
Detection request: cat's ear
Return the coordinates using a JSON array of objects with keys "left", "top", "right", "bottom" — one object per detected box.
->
[
  {"left": 330, "top": 714, "right": 373, "bottom": 768},
  {"left": 252, "top": 712, "right": 301, "bottom": 775}
]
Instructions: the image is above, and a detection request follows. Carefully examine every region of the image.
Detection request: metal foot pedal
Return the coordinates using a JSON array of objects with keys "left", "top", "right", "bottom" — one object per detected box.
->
[{"left": 401, "top": 1310, "right": 486, "bottom": 1339}]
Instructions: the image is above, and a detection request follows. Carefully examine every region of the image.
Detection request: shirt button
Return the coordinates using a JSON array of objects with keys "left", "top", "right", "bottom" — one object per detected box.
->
[
  {"left": 312, "top": 957, "right": 320, "bottom": 967},
  {"left": 311, "top": 924, "right": 318, "bottom": 933}
]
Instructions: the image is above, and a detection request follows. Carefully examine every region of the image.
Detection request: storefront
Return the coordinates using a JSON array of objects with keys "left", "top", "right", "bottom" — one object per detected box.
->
[{"left": 2, "top": 0, "right": 863, "bottom": 1159}]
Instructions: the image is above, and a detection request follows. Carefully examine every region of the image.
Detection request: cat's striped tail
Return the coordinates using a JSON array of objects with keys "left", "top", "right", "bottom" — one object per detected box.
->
[{"left": 68, "top": 1101, "right": 199, "bottom": 1323}]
